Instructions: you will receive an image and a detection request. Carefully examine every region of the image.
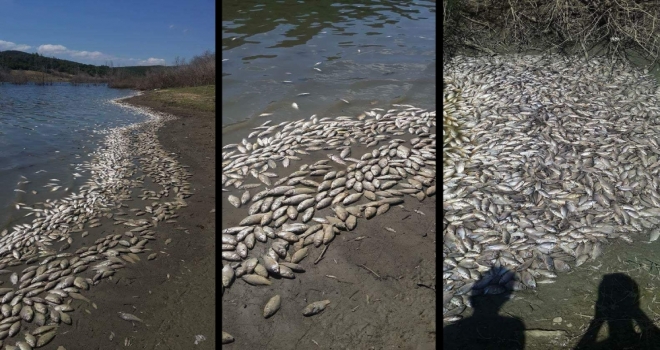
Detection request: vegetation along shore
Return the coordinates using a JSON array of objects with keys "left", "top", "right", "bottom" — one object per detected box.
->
[{"left": 0, "top": 50, "right": 215, "bottom": 90}]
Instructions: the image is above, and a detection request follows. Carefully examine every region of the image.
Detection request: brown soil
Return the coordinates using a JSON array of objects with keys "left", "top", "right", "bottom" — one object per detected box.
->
[
  {"left": 220, "top": 143, "right": 437, "bottom": 348},
  {"left": 50, "top": 92, "right": 216, "bottom": 349}
]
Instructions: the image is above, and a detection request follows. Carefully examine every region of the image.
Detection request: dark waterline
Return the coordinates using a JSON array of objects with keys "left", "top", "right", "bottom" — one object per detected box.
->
[
  {"left": 0, "top": 84, "right": 145, "bottom": 229},
  {"left": 221, "top": 0, "right": 436, "bottom": 133}
]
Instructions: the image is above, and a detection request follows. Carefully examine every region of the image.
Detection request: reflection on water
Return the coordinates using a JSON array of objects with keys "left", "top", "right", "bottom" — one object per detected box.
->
[
  {"left": 221, "top": 0, "right": 436, "bottom": 129},
  {"left": 0, "top": 84, "right": 144, "bottom": 229}
]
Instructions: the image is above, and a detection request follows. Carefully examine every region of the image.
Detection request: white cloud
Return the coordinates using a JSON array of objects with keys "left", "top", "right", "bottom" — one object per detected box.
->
[
  {"left": 70, "top": 51, "right": 106, "bottom": 59},
  {"left": 183, "top": 29, "right": 188, "bottom": 34},
  {"left": 2, "top": 40, "right": 168, "bottom": 66},
  {"left": 37, "top": 44, "right": 68, "bottom": 54},
  {"left": 0, "top": 40, "right": 31, "bottom": 51},
  {"left": 139, "top": 57, "right": 166, "bottom": 65},
  {"left": 169, "top": 24, "right": 175, "bottom": 29}
]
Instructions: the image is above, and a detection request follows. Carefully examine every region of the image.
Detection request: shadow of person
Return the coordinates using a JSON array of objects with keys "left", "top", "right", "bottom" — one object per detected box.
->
[
  {"left": 575, "top": 273, "right": 660, "bottom": 350},
  {"left": 443, "top": 267, "right": 525, "bottom": 349}
]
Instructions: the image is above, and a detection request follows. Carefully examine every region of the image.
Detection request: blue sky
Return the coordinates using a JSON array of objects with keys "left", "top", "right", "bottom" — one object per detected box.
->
[{"left": 0, "top": 0, "right": 215, "bottom": 66}]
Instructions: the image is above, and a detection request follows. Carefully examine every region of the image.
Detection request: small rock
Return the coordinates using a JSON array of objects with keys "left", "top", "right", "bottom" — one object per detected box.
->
[{"left": 552, "top": 317, "right": 562, "bottom": 324}]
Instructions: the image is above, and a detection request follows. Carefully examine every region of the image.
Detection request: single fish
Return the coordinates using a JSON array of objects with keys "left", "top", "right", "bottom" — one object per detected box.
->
[{"left": 118, "top": 312, "right": 144, "bottom": 323}]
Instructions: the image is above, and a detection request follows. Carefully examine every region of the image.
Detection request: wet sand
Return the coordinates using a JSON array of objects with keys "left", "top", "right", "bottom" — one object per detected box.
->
[{"left": 52, "top": 92, "right": 216, "bottom": 350}]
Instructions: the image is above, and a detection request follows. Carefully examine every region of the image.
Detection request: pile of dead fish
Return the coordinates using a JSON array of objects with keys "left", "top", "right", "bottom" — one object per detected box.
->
[
  {"left": 0, "top": 97, "right": 191, "bottom": 348},
  {"left": 221, "top": 105, "right": 436, "bottom": 317},
  {"left": 443, "top": 79, "right": 469, "bottom": 164},
  {"left": 443, "top": 54, "right": 660, "bottom": 322},
  {"left": 221, "top": 104, "right": 436, "bottom": 344}
]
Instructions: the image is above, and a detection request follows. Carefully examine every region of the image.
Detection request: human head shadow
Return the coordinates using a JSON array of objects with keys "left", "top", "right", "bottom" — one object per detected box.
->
[
  {"left": 443, "top": 266, "right": 526, "bottom": 350},
  {"left": 575, "top": 273, "right": 660, "bottom": 350}
]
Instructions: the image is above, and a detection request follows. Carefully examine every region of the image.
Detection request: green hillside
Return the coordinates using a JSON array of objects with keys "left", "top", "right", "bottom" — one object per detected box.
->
[{"left": 0, "top": 50, "right": 163, "bottom": 77}]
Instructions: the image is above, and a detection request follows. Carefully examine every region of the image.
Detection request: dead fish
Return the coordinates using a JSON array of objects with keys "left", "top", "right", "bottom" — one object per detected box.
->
[
  {"left": 346, "top": 215, "right": 357, "bottom": 230},
  {"left": 241, "top": 190, "right": 251, "bottom": 205},
  {"left": 263, "top": 295, "right": 281, "bottom": 318},
  {"left": 222, "top": 251, "right": 242, "bottom": 261},
  {"left": 222, "top": 264, "right": 235, "bottom": 287},
  {"left": 291, "top": 248, "right": 308, "bottom": 263},
  {"left": 302, "top": 207, "right": 315, "bottom": 222},
  {"left": 222, "top": 331, "right": 235, "bottom": 344},
  {"left": 36, "top": 330, "right": 57, "bottom": 347},
  {"left": 279, "top": 262, "right": 305, "bottom": 272},
  {"left": 228, "top": 195, "right": 241, "bottom": 208},
  {"left": 553, "top": 259, "right": 571, "bottom": 272},
  {"left": 254, "top": 264, "right": 269, "bottom": 278},
  {"left": 365, "top": 207, "right": 377, "bottom": 219},
  {"left": 323, "top": 225, "right": 336, "bottom": 244},
  {"left": 303, "top": 300, "right": 331, "bottom": 316},
  {"left": 258, "top": 174, "right": 272, "bottom": 186},
  {"left": 376, "top": 204, "right": 390, "bottom": 216},
  {"left": 262, "top": 255, "right": 280, "bottom": 275},
  {"left": 118, "top": 312, "right": 143, "bottom": 323},
  {"left": 650, "top": 229, "right": 660, "bottom": 242},
  {"left": 520, "top": 271, "right": 536, "bottom": 289},
  {"left": 278, "top": 265, "right": 295, "bottom": 279},
  {"left": 239, "top": 213, "right": 266, "bottom": 226},
  {"left": 328, "top": 154, "right": 346, "bottom": 165},
  {"left": 343, "top": 193, "right": 362, "bottom": 205},
  {"left": 242, "top": 274, "right": 272, "bottom": 286},
  {"left": 575, "top": 254, "right": 590, "bottom": 267},
  {"left": 20, "top": 304, "right": 34, "bottom": 322},
  {"left": 333, "top": 206, "right": 349, "bottom": 221}
]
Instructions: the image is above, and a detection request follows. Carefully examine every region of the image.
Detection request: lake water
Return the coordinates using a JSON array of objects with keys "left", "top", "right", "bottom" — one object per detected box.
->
[
  {"left": 221, "top": 0, "right": 436, "bottom": 138},
  {"left": 0, "top": 83, "right": 146, "bottom": 229}
]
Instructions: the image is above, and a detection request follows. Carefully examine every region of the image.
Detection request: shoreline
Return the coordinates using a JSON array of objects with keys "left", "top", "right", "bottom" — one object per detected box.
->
[{"left": 51, "top": 91, "right": 216, "bottom": 349}]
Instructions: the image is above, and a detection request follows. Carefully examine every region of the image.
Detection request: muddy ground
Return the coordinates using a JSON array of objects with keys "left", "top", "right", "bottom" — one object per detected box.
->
[
  {"left": 443, "top": 234, "right": 660, "bottom": 349},
  {"left": 220, "top": 124, "right": 437, "bottom": 348},
  {"left": 48, "top": 92, "right": 216, "bottom": 350}
]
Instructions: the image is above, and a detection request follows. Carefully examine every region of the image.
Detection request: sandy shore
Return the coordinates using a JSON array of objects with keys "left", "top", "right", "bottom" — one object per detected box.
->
[{"left": 51, "top": 92, "right": 217, "bottom": 350}]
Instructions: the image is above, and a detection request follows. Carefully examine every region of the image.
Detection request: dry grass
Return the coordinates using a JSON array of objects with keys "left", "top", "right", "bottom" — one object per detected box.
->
[
  {"left": 147, "top": 85, "right": 215, "bottom": 113},
  {"left": 108, "top": 51, "right": 215, "bottom": 90},
  {"left": 444, "top": 0, "right": 660, "bottom": 67}
]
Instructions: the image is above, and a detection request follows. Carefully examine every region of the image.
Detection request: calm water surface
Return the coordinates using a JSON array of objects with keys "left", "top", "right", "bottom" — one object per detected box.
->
[
  {"left": 0, "top": 84, "right": 145, "bottom": 229},
  {"left": 221, "top": 0, "right": 436, "bottom": 140}
]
